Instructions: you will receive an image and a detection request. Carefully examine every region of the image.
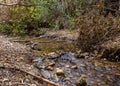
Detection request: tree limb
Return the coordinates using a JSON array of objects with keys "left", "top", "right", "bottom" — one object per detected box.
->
[{"left": 0, "top": 66, "right": 60, "bottom": 86}]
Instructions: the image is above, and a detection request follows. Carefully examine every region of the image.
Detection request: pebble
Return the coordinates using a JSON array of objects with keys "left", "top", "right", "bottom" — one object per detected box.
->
[
  {"left": 48, "top": 52, "right": 58, "bottom": 59},
  {"left": 33, "top": 57, "right": 43, "bottom": 63},
  {"left": 31, "top": 84, "right": 37, "bottom": 86},
  {"left": 41, "top": 69, "right": 51, "bottom": 79},
  {"left": 71, "top": 65, "right": 77, "bottom": 69},
  {"left": 46, "top": 66, "right": 53, "bottom": 71},
  {"left": 65, "top": 65, "right": 70, "bottom": 68},
  {"left": 55, "top": 68, "right": 65, "bottom": 76}
]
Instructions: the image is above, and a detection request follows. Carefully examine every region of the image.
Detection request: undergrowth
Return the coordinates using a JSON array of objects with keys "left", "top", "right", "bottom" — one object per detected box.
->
[{"left": 76, "top": 13, "right": 120, "bottom": 51}]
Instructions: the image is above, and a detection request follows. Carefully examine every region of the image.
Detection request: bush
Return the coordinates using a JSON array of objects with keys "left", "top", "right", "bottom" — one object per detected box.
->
[
  {"left": 0, "top": 0, "right": 102, "bottom": 35},
  {"left": 76, "top": 13, "right": 120, "bottom": 51},
  {"left": 0, "top": 4, "right": 42, "bottom": 35}
]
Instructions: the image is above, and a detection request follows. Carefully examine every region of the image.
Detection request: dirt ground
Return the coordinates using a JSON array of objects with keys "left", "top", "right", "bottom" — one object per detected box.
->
[{"left": 0, "top": 35, "right": 59, "bottom": 86}]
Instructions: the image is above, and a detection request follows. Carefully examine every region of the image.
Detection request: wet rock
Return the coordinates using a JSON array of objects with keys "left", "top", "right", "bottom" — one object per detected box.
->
[
  {"left": 76, "top": 74, "right": 87, "bottom": 86},
  {"left": 33, "top": 57, "right": 43, "bottom": 63},
  {"left": 36, "top": 63, "right": 46, "bottom": 69},
  {"left": 95, "top": 66, "right": 102, "bottom": 71},
  {"left": 60, "top": 52, "right": 75, "bottom": 59},
  {"left": 77, "top": 64, "right": 86, "bottom": 73},
  {"left": 64, "top": 67, "right": 72, "bottom": 75},
  {"left": 55, "top": 68, "right": 65, "bottom": 76},
  {"left": 48, "top": 52, "right": 58, "bottom": 59},
  {"left": 59, "top": 52, "right": 77, "bottom": 63},
  {"left": 78, "top": 64, "right": 86, "bottom": 68},
  {"left": 35, "top": 59, "right": 55, "bottom": 69},
  {"left": 41, "top": 69, "right": 51, "bottom": 79}
]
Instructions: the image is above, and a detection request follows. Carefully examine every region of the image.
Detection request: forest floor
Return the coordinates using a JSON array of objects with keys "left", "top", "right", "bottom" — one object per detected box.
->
[{"left": 0, "top": 29, "right": 120, "bottom": 86}]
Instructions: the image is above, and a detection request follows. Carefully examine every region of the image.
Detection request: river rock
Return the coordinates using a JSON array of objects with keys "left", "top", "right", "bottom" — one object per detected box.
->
[
  {"left": 65, "top": 65, "right": 70, "bottom": 68},
  {"left": 33, "top": 57, "right": 43, "bottom": 63},
  {"left": 46, "top": 66, "right": 53, "bottom": 71},
  {"left": 55, "top": 68, "right": 65, "bottom": 76},
  {"left": 48, "top": 52, "right": 58, "bottom": 59},
  {"left": 41, "top": 69, "right": 51, "bottom": 79}
]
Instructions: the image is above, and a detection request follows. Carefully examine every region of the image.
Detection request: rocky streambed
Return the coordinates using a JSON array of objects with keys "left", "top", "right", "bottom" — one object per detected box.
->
[
  {"left": 33, "top": 52, "right": 120, "bottom": 86},
  {"left": 0, "top": 35, "right": 120, "bottom": 86}
]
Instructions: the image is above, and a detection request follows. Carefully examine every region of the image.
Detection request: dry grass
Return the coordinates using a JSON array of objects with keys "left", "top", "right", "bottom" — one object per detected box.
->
[
  {"left": 76, "top": 13, "right": 120, "bottom": 51},
  {"left": 101, "top": 35, "right": 120, "bottom": 61}
]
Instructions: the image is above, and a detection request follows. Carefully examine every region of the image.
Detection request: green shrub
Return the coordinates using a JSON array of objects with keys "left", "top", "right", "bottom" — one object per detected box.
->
[{"left": 0, "top": 0, "right": 99, "bottom": 35}]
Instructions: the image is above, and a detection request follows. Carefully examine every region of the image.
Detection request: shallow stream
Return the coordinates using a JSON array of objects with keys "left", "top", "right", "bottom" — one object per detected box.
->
[{"left": 12, "top": 36, "right": 120, "bottom": 86}]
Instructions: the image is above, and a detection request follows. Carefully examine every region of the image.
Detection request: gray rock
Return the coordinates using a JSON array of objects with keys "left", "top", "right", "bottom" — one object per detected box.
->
[
  {"left": 41, "top": 69, "right": 51, "bottom": 79},
  {"left": 33, "top": 57, "right": 43, "bottom": 63},
  {"left": 48, "top": 52, "right": 58, "bottom": 59}
]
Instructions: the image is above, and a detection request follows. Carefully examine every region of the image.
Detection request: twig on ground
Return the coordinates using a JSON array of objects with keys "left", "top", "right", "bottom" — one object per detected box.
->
[{"left": 0, "top": 66, "right": 60, "bottom": 86}]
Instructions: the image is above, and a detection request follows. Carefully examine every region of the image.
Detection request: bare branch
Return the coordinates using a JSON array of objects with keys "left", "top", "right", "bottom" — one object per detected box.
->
[{"left": 0, "top": 3, "right": 38, "bottom": 7}]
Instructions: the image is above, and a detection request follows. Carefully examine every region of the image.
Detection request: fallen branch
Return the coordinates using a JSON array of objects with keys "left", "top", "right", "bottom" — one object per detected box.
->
[
  {"left": 0, "top": 3, "right": 38, "bottom": 7},
  {"left": 0, "top": 66, "right": 60, "bottom": 86}
]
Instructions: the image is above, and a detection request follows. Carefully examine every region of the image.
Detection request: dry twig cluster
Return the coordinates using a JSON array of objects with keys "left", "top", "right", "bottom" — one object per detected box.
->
[{"left": 76, "top": 13, "right": 120, "bottom": 52}]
